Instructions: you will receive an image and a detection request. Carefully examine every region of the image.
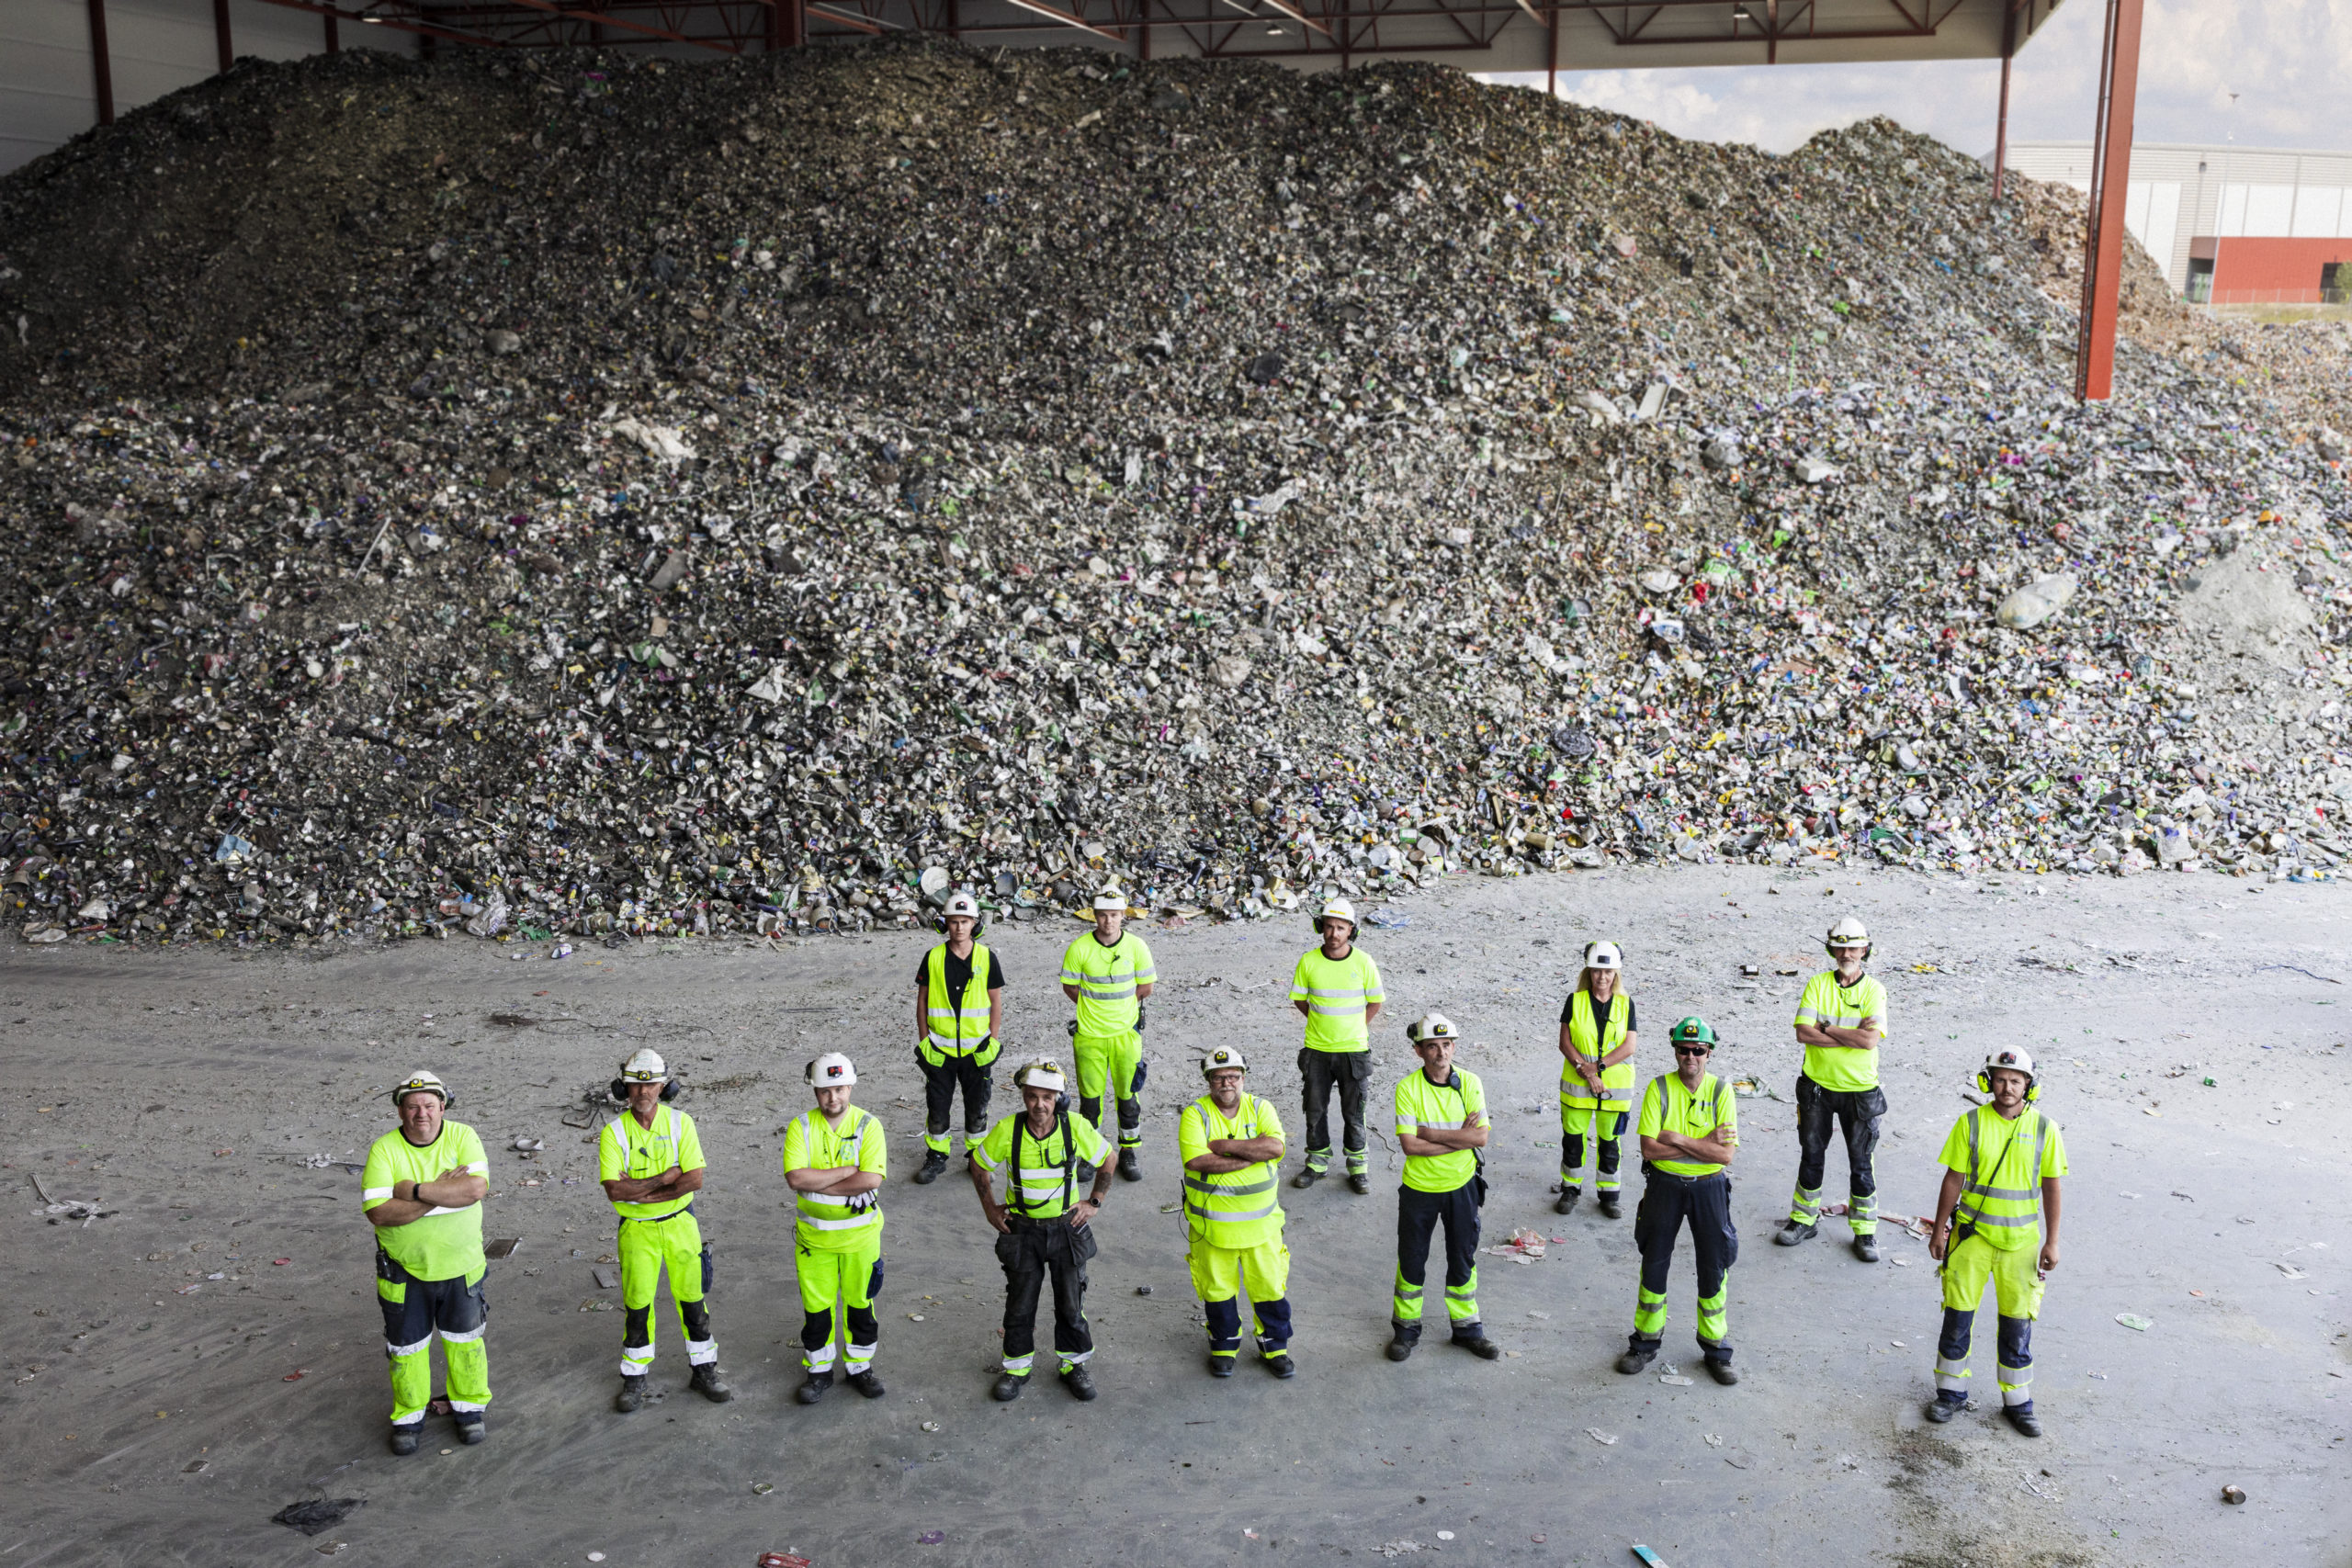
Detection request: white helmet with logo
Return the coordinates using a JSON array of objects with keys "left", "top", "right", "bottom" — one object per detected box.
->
[
  {"left": 806, "top": 1052, "right": 857, "bottom": 1089},
  {"left": 618, "top": 1048, "right": 669, "bottom": 1084},
  {"left": 942, "top": 891, "right": 981, "bottom": 922},
  {"left": 1013, "top": 1059, "right": 1068, "bottom": 1094},
  {"left": 1315, "top": 897, "right": 1358, "bottom": 935},
  {"left": 1092, "top": 890, "right": 1129, "bottom": 914},
  {"left": 1583, "top": 940, "right": 1623, "bottom": 971},
  {"left": 1199, "top": 1046, "right": 1250, "bottom": 1077},
  {"left": 390, "top": 1070, "right": 450, "bottom": 1106},
  {"left": 1826, "top": 916, "right": 1871, "bottom": 953},
  {"left": 1406, "top": 1012, "right": 1460, "bottom": 1047},
  {"left": 1977, "top": 1046, "right": 2039, "bottom": 1100}
]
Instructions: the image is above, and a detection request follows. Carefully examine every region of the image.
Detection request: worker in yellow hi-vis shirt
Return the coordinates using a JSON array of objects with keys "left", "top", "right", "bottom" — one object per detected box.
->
[
  {"left": 362, "top": 1071, "right": 491, "bottom": 1455},
  {"left": 1060, "top": 891, "right": 1156, "bottom": 1181},
  {"left": 1926, "top": 1048, "right": 2067, "bottom": 1438},
  {"left": 599, "top": 1048, "right": 730, "bottom": 1413}
]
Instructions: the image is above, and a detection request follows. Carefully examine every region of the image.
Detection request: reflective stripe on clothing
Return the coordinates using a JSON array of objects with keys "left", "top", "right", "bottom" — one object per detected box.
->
[
  {"left": 1289, "top": 945, "right": 1385, "bottom": 1052},
  {"left": 1060, "top": 931, "right": 1156, "bottom": 1035},
  {"left": 1560, "top": 989, "right": 1635, "bottom": 1110},
  {"left": 923, "top": 940, "right": 999, "bottom": 1053},
  {"left": 1177, "top": 1093, "right": 1287, "bottom": 1250},
  {"left": 973, "top": 1110, "right": 1112, "bottom": 1219},
  {"left": 781, "top": 1106, "right": 888, "bottom": 1247},
  {"left": 1635, "top": 1071, "right": 1736, "bottom": 1179},
  {"left": 1794, "top": 970, "right": 1888, "bottom": 1092},
  {"left": 362, "top": 1120, "right": 491, "bottom": 1283},
  {"left": 1940, "top": 1107, "right": 2067, "bottom": 1249},
  {"left": 598, "top": 1103, "right": 706, "bottom": 1222},
  {"left": 1394, "top": 1066, "right": 1487, "bottom": 1194}
]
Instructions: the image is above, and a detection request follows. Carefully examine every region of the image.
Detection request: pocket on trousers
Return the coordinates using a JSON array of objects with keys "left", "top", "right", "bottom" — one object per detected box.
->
[
  {"left": 376, "top": 1278, "right": 405, "bottom": 1305},
  {"left": 993, "top": 1231, "right": 1018, "bottom": 1269},
  {"left": 1632, "top": 1196, "right": 1657, "bottom": 1253},
  {"left": 699, "top": 1244, "right": 716, "bottom": 1296},
  {"left": 868, "top": 1254, "right": 886, "bottom": 1297},
  {"left": 1074, "top": 1222, "right": 1101, "bottom": 1264},
  {"left": 1859, "top": 1088, "right": 1889, "bottom": 1121}
]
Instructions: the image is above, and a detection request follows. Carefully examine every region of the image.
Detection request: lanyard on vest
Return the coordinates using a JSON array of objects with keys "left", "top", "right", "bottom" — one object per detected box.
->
[{"left": 1952, "top": 1108, "right": 2042, "bottom": 1249}]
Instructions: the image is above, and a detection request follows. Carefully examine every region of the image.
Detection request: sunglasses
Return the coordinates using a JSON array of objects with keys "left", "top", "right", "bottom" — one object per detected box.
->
[{"left": 1672, "top": 1044, "right": 1713, "bottom": 1057}]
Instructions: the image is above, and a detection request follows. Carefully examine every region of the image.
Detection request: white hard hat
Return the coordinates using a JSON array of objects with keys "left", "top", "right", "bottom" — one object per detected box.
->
[
  {"left": 1092, "top": 891, "right": 1129, "bottom": 913},
  {"left": 1982, "top": 1046, "right": 2036, "bottom": 1080},
  {"left": 805, "top": 1052, "right": 857, "bottom": 1089},
  {"left": 1013, "top": 1059, "right": 1067, "bottom": 1094},
  {"left": 1406, "top": 1012, "right": 1460, "bottom": 1046},
  {"left": 1316, "top": 897, "right": 1358, "bottom": 932},
  {"left": 1200, "top": 1046, "right": 1250, "bottom": 1077},
  {"left": 1583, "top": 940, "right": 1623, "bottom": 971},
  {"left": 618, "top": 1047, "right": 669, "bottom": 1084},
  {"left": 943, "top": 892, "right": 981, "bottom": 921},
  {"left": 390, "top": 1070, "right": 449, "bottom": 1105},
  {"left": 1826, "top": 916, "right": 1871, "bottom": 950}
]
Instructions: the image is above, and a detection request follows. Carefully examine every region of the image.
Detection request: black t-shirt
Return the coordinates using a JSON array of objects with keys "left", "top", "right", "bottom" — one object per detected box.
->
[
  {"left": 1559, "top": 992, "right": 1637, "bottom": 1034},
  {"left": 918, "top": 945, "right": 1007, "bottom": 996}
]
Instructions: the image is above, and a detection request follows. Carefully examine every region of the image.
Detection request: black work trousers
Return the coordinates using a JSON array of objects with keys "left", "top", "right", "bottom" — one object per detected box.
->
[
  {"left": 1299, "top": 1047, "right": 1372, "bottom": 1173},
  {"left": 1392, "top": 1180, "right": 1482, "bottom": 1339},
  {"left": 994, "top": 1216, "right": 1097, "bottom": 1375},
  {"left": 1793, "top": 1075, "right": 1885, "bottom": 1234},
  {"left": 1633, "top": 1167, "right": 1737, "bottom": 1358},
  {"left": 920, "top": 1050, "right": 992, "bottom": 1150}
]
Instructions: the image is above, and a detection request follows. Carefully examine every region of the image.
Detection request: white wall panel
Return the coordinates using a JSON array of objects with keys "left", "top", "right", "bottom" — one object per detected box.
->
[{"left": 2290, "top": 185, "right": 2343, "bottom": 239}]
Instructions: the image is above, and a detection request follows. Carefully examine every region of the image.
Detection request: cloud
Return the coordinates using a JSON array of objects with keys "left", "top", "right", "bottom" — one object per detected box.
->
[{"left": 1482, "top": 0, "right": 2352, "bottom": 159}]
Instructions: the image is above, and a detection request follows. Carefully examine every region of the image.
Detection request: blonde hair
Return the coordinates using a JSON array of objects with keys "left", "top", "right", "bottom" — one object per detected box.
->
[{"left": 1576, "top": 967, "right": 1634, "bottom": 998}]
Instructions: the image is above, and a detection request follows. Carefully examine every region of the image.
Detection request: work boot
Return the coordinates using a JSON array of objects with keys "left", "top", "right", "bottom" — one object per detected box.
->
[
  {"left": 1385, "top": 1327, "right": 1419, "bottom": 1363},
  {"left": 1291, "top": 1167, "right": 1324, "bottom": 1190},
  {"left": 690, "top": 1363, "right": 734, "bottom": 1404},
  {"left": 1851, "top": 1235, "right": 1880, "bottom": 1263},
  {"left": 389, "top": 1426, "right": 421, "bottom": 1456},
  {"left": 1774, "top": 1221, "right": 1817, "bottom": 1247},
  {"left": 1117, "top": 1148, "right": 1143, "bottom": 1182},
  {"left": 1615, "top": 1336, "right": 1661, "bottom": 1375},
  {"left": 1451, "top": 1331, "right": 1502, "bottom": 1361},
  {"left": 454, "top": 1413, "right": 486, "bottom": 1445},
  {"left": 1597, "top": 1192, "right": 1623, "bottom": 1220},
  {"left": 1704, "top": 1357, "right": 1740, "bottom": 1386},
  {"left": 845, "top": 1369, "right": 887, "bottom": 1399},
  {"left": 1263, "top": 1350, "right": 1296, "bottom": 1380},
  {"left": 614, "top": 1375, "right": 646, "bottom": 1414},
  {"left": 1554, "top": 1188, "right": 1581, "bottom": 1216},
  {"left": 990, "top": 1372, "right": 1025, "bottom": 1403},
  {"left": 1923, "top": 1395, "right": 1965, "bottom": 1425},
  {"left": 2004, "top": 1404, "right": 2042, "bottom": 1438},
  {"left": 795, "top": 1371, "right": 832, "bottom": 1405},
  {"left": 1347, "top": 1173, "right": 1372, "bottom": 1196},
  {"left": 1208, "top": 1354, "right": 1237, "bottom": 1379},
  {"left": 1060, "top": 1364, "right": 1098, "bottom": 1401},
  {"left": 913, "top": 1149, "right": 950, "bottom": 1185}
]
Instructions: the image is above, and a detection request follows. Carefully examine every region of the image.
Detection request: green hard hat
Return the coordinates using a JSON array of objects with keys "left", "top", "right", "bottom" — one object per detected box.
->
[{"left": 1668, "top": 1016, "right": 1717, "bottom": 1047}]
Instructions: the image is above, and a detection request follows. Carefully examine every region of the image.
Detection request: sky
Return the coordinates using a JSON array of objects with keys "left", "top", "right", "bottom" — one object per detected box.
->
[{"left": 1483, "top": 0, "right": 2352, "bottom": 159}]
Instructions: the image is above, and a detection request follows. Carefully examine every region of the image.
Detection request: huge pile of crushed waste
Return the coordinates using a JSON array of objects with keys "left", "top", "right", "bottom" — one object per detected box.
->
[{"left": 0, "top": 41, "right": 2347, "bottom": 946}]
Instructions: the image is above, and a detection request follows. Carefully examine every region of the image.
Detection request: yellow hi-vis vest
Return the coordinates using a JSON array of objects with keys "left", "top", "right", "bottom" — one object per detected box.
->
[
  {"left": 1561, "top": 989, "right": 1634, "bottom": 1112},
  {"left": 782, "top": 1105, "right": 885, "bottom": 1248},
  {"left": 1949, "top": 1106, "right": 2056, "bottom": 1249},
  {"left": 922, "top": 941, "right": 1000, "bottom": 1060},
  {"left": 1179, "top": 1092, "right": 1286, "bottom": 1250}
]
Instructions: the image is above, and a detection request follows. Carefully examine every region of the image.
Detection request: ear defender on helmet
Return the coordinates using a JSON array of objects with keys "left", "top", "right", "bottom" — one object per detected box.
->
[
  {"left": 1976, "top": 1049, "right": 2041, "bottom": 1102},
  {"left": 609, "top": 1077, "right": 683, "bottom": 1102}
]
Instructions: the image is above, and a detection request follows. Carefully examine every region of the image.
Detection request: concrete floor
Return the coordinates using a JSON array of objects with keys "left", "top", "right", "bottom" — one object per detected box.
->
[{"left": 6, "top": 863, "right": 2347, "bottom": 1568}]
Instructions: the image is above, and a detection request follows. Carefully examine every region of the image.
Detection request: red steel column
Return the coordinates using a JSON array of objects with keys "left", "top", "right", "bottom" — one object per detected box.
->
[
  {"left": 213, "top": 0, "right": 232, "bottom": 71},
  {"left": 2075, "top": 0, "right": 2144, "bottom": 401},
  {"left": 324, "top": 10, "right": 340, "bottom": 51},
  {"left": 784, "top": 0, "right": 806, "bottom": 46},
  {"left": 87, "top": 0, "right": 114, "bottom": 126}
]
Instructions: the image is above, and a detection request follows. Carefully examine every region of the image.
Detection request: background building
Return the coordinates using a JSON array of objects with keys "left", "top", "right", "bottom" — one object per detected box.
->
[{"left": 2003, "top": 139, "right": 2352, "bottom": 303}]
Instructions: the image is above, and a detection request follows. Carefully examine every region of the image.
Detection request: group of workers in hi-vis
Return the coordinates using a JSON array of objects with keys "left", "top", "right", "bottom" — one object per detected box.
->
[{"left": 359, "top": 894, "right": 2065, "bottom": 1451}]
